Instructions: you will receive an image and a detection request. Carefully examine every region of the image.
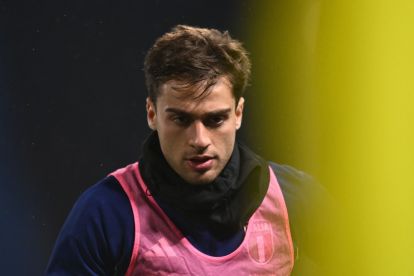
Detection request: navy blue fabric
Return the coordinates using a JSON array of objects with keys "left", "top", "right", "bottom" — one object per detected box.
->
[
  {"left": 46, "top": 163, "right": 324, "bottom": 275},
  {"left": 154, "top": 196, "right": 246, "bottom": 257},
  {"left": 45, "top": 176, "right": 133, "bottom": 276}
]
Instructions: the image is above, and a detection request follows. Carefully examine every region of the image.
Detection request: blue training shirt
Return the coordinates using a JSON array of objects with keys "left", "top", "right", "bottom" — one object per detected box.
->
[{"left": 45, "top": 163, "right": 329, "bottom": 275}]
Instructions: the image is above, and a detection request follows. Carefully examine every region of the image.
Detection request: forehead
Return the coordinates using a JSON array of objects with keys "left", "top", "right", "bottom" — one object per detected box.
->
[{"left": 157, "top": 77, "right": 236, "bottom": 112}]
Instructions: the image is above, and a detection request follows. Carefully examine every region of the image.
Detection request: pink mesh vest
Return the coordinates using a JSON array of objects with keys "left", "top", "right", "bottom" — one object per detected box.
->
[{"left": 111, "top": 162, "right": 294, "bottom": 276}]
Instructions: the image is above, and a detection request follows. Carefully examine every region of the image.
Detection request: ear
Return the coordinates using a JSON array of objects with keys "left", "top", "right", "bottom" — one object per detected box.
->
[
  {"left": 235, "top": 97, "right": 244, "bottom": 130},
  {"left": 146, "top": 97, "right": 157, "bottom": 130}
]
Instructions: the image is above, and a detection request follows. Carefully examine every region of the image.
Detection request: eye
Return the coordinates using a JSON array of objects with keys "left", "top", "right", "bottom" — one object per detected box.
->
[
  {"left": 204, "top": 116, "right": 226, "bottom": 128},
  {"left": 172, "top": 115, "right": 191, "bottom": 126}
]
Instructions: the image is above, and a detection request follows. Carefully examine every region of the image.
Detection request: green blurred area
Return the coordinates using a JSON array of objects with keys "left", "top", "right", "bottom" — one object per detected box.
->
[{"left": 242, "top": 1, "right": 414, "bottom": 275}]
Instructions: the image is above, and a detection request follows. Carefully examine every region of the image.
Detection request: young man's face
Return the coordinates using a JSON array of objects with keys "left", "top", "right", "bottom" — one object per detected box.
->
[{"left": 146, "top": 77, "right": 244, "bottom": 185}]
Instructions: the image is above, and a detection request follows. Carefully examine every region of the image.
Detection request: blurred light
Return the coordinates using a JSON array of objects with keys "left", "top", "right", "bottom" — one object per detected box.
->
[{"left": 246, "top": 1, "right": 414, "bottom": 274}]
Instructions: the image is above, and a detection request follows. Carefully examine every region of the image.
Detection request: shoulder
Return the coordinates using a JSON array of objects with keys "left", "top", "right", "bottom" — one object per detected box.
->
[
  {"left": 73, "top": 175, "right": 131, "bottom": 217},
  {"left": 46, "top": 176, "right": 134, "bottom": 275},
  {"left": 269, "top": 162, "right": 315, "bottom": 194},
  {"left": 63, "top": 176, "right": 133, "bottom": 235},
  {"left": 269, "top": 162, "right": 329, "bottom": 216},
  {"left": 269, "top": 162, "right": 333, "bottom": 275}
]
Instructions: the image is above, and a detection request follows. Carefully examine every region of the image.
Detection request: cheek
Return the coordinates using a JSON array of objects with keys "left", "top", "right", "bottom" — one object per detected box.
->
[
  {"left": 157, "top": 118, "right": 179, "bottom": 140},
  {"left": 158, "top": 124, "right": 187, "bottom": 157},
  {"left": 214, "top": 127, "right": 236, "bottom": 152}
]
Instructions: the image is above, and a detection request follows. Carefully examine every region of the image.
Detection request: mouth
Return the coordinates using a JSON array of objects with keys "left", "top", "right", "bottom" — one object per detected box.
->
[{"left": 186, "top": 155, "right": 215, "bottom": 172}]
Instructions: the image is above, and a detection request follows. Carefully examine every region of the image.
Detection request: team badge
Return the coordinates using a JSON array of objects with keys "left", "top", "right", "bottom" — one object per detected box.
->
[{"left": 247, "top": 220, "right": 274, "bottom": 264}]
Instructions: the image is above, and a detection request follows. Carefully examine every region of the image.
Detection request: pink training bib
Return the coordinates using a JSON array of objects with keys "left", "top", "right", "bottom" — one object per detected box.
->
[{"left": 111, "top": 162, "right": 294, "bottom": 276}]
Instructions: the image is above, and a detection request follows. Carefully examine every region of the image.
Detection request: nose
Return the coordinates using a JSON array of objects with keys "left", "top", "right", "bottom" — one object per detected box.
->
[{"left": 188, "top": 120, "right": 210, "bottom": 151}]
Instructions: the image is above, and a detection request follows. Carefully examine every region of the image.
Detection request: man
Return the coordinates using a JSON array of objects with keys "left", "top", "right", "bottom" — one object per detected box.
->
[{"left": 46, "top": 25, "right": 325, "bottom": 275}]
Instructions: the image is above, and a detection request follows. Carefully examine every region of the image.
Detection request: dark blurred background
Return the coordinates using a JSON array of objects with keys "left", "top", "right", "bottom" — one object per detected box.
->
[{"left": 0, "top": 1, "right": 321, "bottom": 274}]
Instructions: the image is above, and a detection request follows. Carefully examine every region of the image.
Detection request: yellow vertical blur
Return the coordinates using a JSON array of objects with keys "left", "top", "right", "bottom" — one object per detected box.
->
[{"left": 245, "top": 0, "right": 414, "bottom": 275}]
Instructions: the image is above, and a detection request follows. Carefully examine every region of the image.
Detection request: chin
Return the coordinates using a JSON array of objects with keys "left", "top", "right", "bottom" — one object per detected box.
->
[{"left": 186, "top": 171, "right": 218, "bottom": 185}]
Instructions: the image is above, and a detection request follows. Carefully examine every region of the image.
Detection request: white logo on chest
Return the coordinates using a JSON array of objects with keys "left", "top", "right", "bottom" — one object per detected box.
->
[{"left": 247, "top": 220, "right": 274, "bottom": 264}]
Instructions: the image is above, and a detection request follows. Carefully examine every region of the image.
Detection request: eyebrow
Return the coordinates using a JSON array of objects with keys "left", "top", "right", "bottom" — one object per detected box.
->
[{"left": 165, "top": 107, "right": 232, "bottom": 117}]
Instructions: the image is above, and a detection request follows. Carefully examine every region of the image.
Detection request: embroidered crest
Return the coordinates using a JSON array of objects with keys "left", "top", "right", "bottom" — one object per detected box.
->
[{"left": 247, "top": 220, "right": 274, "bottom": 264}]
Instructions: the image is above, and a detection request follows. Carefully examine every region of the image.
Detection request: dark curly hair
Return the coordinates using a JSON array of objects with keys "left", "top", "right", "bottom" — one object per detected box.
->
[{"left": 144, "top": 25, "right": 251, "bottom": 104}]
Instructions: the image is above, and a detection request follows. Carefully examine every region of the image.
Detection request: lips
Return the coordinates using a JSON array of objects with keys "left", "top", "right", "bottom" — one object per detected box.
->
[{"left": 186, "top": 155, "right": 214, "bottom": 172}]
